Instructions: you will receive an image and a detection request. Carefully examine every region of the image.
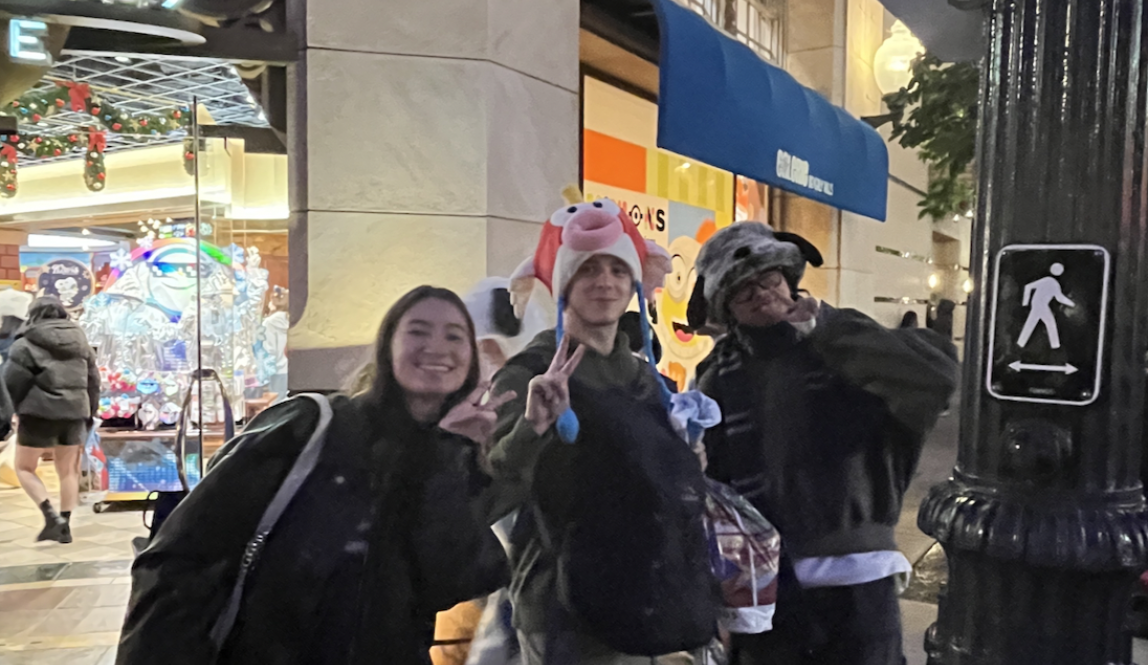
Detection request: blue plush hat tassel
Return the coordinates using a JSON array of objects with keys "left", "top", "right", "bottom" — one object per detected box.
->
[
  {"left": 638, "top": 286, "right": 675, "bottom": 412},
  {"left": 554, "top": 295, "right": 580, "bottom": 444}
]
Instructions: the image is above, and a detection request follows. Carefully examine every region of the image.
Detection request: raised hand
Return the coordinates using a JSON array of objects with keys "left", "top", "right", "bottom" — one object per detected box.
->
[
  {"left": 787, "top": 296, "right": 820, "bottom": 324},
  {"left": 525, "top": 334, "right": 586, "bottom": 436},
  {"left": 439, "top": 383, "right": 517, "bottom": 447}
]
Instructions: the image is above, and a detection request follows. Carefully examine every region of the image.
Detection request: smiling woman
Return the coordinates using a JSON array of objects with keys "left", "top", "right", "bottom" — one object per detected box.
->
[{"left": 117, "top": 285, "right": 510, "bottom": 665}]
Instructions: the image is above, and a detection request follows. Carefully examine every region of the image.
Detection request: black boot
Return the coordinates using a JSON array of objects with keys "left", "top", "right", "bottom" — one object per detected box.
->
[
  {"left": 59, "top": 511, "right": 72, "bottom": 544},
  {"left": 36, "top": 500, "right": 68, "bottom": 543}
]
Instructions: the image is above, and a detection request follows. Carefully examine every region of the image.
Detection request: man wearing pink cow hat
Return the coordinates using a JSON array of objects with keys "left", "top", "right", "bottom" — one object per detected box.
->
[{"left": 484, "top": 191, "right": 720, "bottom": 664}]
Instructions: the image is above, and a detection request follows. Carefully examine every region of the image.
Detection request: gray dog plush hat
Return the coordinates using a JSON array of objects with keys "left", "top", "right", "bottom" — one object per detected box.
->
[{"left": 687, "top": 223, "right": 823, "bottom": 330}]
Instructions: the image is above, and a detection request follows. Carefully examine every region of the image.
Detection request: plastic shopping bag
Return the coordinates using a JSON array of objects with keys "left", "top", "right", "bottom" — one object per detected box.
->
[
  {"left": 80, "top": 422, "right": 108, "bottom": 495},
  {"left": 705, "top": 479, "right": 781, "bottom": 634}
]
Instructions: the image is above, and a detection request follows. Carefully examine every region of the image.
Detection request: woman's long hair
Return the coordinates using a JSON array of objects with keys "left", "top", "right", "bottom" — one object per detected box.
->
[{"left": 360, "top": 286, "right": 481, "bottom": 420}]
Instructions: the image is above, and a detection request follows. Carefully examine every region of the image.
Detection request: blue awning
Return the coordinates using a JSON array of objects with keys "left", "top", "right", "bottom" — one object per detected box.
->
[{"left": 651, "top": 0, "right": 890, "bottom": 221}]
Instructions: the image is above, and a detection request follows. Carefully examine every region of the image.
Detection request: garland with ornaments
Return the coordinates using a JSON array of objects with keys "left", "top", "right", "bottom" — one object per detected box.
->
[{"left": 0, "top": 81, "right": 192, "bottom": 199}]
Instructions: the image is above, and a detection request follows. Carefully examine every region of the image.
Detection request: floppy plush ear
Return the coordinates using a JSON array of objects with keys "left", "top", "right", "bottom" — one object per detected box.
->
[
  {"left": 490, "top": 288, "right": 522, "bottom": 337},
  {"left": 686, "top": 275, "right": 708, "bottom": 332},
  {"left": 641, "top": 240, "right": 673, "bottom": 300},
  {"left": 774, "top": 231, "right": 824, "bottom": 268},
  {"left": 509, "top": 257, "right": 537, "bottom": 319}
]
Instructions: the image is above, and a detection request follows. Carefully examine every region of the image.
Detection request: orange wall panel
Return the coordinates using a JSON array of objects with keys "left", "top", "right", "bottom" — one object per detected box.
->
[{"left": 583, "top": 129, "right": 647, "bottom": 193}]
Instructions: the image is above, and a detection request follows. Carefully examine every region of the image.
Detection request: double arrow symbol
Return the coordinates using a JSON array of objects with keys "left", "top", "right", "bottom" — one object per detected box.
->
[{"left": 1009, "top": 360, "right": 1078, "bottom": 375}]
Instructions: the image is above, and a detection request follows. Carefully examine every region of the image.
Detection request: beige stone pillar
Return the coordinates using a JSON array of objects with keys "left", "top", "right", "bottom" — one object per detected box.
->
[
  {"left": 286, "top": 0, "right": 580, "bottom": 390},
  {"left": 783, "top": 0, "right": 935, "bottom": 327},
  {"left": 781, "top": 0, "right": 846, "bottom": 306}
]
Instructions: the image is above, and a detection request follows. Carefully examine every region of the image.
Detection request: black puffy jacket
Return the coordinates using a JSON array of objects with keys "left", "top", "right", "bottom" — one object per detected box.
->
[
  {"left": 118, "top": 394, "right": 509, "bottom": 665},
  {"left": 4, "top": 319, "right": 99, "bottom": 420}
]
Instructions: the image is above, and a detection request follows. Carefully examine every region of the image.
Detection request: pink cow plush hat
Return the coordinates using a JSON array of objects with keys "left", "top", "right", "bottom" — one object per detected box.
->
[
  {"left": 509, "top": 192, "right": 671, "bottom": 316},
  {"left": 509, "top": 190, "right": 672, "bottom": 444}
]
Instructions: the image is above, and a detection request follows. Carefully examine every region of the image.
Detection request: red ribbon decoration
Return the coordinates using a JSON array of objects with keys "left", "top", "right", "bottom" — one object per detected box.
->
[
  {"left": 0, "top": 144, "right": 17, "bottom": 165},
  {"left": 65, "top": 82, "right": 92, "bottom": 113},
  {"left": 88, "top": 130, "right": 107, "bottom": 153}
]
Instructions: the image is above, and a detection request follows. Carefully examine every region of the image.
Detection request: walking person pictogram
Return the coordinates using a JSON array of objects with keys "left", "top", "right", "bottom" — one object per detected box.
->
[{"left": 1018, "top": 262, "right": 1075, "bottom": 349}]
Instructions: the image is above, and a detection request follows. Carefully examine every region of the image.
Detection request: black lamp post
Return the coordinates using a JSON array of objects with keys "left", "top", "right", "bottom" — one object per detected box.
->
[{"left": 919, "top": 1, "right": 1148, "bottom": 663}]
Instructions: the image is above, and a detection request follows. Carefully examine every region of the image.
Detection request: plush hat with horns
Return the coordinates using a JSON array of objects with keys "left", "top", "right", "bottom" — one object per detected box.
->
[
  {"left": 510, "top": 186, "right": 672, "bottom": 317},
  {"left": 510, "top": 186, "right": 673, "bottom": 444}
]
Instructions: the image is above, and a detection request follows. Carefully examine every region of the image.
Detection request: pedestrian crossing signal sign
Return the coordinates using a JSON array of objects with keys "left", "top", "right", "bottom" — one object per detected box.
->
[{"left": 987, "top": 244, "right": 1110, "bottom": 406}]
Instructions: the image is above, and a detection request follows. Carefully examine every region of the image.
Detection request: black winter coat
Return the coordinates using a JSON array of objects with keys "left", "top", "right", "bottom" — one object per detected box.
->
[
  {"left": 4, "top": 319, "right": 99, "bottom": 421},
  {"left": 699, "top": 306, "right": 958, "bottom": 559},
  {"left": 117, "top": 394, "right": 509, "bottom": 665}
]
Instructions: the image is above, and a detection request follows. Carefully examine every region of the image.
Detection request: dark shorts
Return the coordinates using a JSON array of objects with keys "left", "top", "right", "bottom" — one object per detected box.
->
[{"left": 18, "top": 416, "right": 88, "bottom": 449}]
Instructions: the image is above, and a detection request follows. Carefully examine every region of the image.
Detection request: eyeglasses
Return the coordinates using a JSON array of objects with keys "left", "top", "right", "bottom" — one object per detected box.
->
[{"left": 730, "top": 271, "right": 788, "bottom": 305}]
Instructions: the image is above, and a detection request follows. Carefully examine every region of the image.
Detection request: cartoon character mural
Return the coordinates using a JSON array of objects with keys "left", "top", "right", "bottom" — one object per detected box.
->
[
  {"left": 736, "top": 176, "right": 769, "bottom": 223},
  {"left": 653, "top": 209, "right": 717, "bottom": 391}
]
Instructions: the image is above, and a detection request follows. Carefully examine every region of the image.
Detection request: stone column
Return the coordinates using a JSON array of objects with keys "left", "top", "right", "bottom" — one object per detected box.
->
[{"left": 286, "top": 0, "right": 579, "bottom": 391}]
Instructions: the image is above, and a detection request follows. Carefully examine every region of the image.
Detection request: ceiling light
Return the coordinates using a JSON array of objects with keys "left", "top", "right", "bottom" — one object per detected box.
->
[
  {"left": 115, "top": 56, "right": 132, "bottom": 65},
  {"left": 81, "top": 228, "right": 91, "bottom": 235}
]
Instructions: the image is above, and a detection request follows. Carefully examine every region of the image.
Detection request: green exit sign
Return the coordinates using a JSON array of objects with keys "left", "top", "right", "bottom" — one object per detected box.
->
[{"left": 7, "top": 17, "right": 51, "bottom": 65}]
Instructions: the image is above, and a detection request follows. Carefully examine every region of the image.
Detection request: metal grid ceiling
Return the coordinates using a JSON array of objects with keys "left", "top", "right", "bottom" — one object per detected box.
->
[{"left": 13, "top": 54, "right": 268, "bottom": 164}]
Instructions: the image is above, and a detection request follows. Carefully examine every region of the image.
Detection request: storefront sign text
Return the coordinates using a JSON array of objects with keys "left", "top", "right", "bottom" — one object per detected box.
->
[
  {"left": 776, "top": 149, "right": 834, "bottom": 197},
  {"left": 7, "top": 18, "right": 51, "bottom": 65}
]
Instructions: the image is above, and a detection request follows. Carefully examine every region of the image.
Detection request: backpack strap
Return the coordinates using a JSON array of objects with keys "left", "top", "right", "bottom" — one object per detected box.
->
[{"left": 208, "top": 393, "right": 333, "bottom": 652}]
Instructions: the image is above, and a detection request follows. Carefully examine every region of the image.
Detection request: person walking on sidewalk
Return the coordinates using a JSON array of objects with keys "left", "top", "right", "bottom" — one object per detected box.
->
[
  {"left": 4, "top": 297, "right": 99, "bottom": 545},
  {"left": 689, "top": 223, "right": 958, "bottom": 665},
  {"left": 486, "top": 198, "right": 718, "bottom": 664},
  {"left": 119, "top": 286, "right": 510, "bottom": 665}
]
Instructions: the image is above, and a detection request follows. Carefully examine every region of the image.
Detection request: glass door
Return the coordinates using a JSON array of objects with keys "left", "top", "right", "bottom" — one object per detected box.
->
[{"left": 182, "top": 105, "right": 289, "bottom": 486}]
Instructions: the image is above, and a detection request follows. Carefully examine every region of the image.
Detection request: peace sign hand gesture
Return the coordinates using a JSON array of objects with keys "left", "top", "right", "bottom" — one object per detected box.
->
[
  {"left": 525, "top": 334, "right": 586, "bottom": 436},
  {"left": 439, "top": 383, "right": 518, "bottom": 447}
]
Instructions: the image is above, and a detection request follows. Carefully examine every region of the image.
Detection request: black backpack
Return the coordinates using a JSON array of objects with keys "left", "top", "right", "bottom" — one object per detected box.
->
[{"left": 529, "top": 376, "right": 720, "bottom": 656}]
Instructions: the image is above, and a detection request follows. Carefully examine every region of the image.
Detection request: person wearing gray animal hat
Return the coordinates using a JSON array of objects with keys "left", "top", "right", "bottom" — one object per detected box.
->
[{"left": 689, "top": 223, "right": 959, "bottom": 665}]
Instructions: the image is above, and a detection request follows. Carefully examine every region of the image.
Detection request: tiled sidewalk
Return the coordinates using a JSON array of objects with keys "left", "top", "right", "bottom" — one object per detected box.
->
[{"left": 0, "top": 462, "right": 146, "bottom": 664}]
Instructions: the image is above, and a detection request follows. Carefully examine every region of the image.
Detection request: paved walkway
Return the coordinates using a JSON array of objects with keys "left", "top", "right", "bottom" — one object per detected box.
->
[{"left": 0, "top": 460, "right": 145, "bottom": 664}]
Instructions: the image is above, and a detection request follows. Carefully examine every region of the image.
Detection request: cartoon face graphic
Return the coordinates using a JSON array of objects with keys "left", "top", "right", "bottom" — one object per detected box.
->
[
  {"left": 104, "top": 241, "right": 229, "bottom": 320},
  {"left": 37, "top": 259, "right": 93, "bottom": 310},
  {"left": 55, "top": 277, "right": 79, "bottom": 307},
  {"left": 656, "top": 234, "right": 713, "bottom": 363},
  {"left": 736, "top": 176, "right": 768, "bottom": 223}
]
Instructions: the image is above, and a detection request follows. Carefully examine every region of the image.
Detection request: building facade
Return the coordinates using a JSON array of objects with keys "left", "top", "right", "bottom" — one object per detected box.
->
[{"left": 0, "top": 0, "right": 971, "bottom": 395}]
